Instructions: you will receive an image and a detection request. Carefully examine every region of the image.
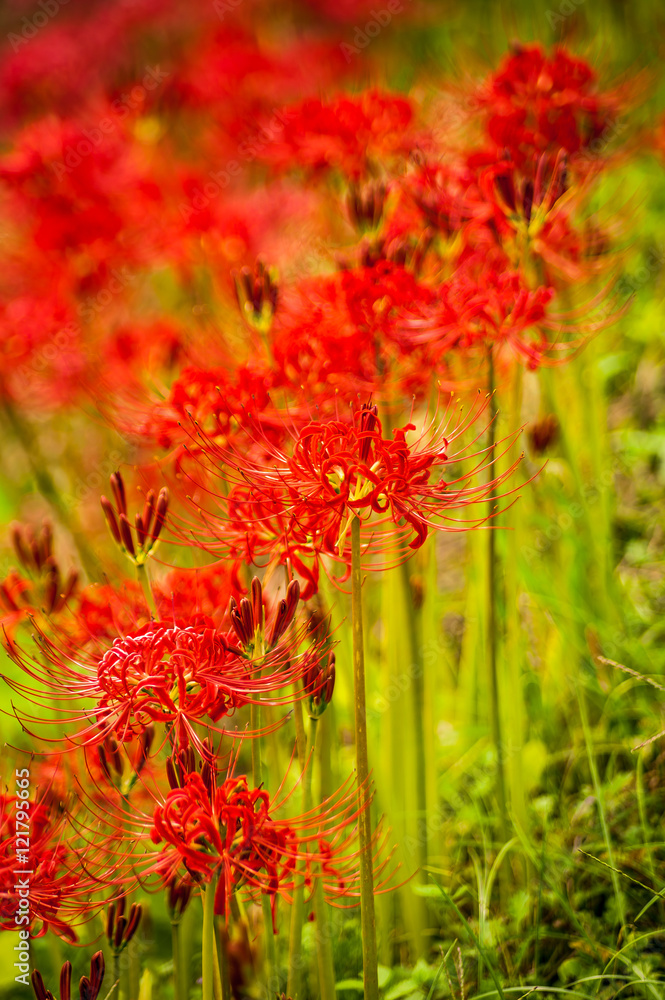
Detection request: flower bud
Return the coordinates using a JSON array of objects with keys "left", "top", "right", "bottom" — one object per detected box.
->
[{"left": 304, "top": 650, "right": 335, "bottom": 719}]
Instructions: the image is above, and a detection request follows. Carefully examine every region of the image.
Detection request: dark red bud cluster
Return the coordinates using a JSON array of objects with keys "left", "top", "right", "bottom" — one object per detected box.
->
[
  {"left": 495, "top": 149, "right": 568, "bottom": 224},
  {"left": 11, "top": 519, "right": 52, "bottom": 573},
  {"left": 229, "top": 576, "right": 300, "bottom": 652},
  {"left": 347, "top": 181, "right": 386, "bottom": 232},
  {"left": 101, "top": 471, "right": 168, "bottom": 564},
  {"left": 32, "top": 952, "right": 105, "bottom": 1000},
  {"left": 166, "top": 738, "right": 216, "bottom": 796},
  {"left": 304, "top": 649, "right": 336, "bottom": 719},
  {"left": 105, "top": 897, "right": 143, "bottom": 953},
  {"left": 97, "top": 726, "right": 153, "bottom": 786},
  {"left": 2, "top": 521, "right": 78, "bottom": 615},
  {"left": 358, "top": 228, "right": 434, "bottom": 276},
  {"left": 167, "top": 874, "right": 194, "bottom": 921},
  {"left": 306, "top": 596, "right": 332, "bottom": 643},
  {"left": 527, "top": 413, "right": 559, "bottom": 454},
  {"left": 233, "top": 258, "right": 278, "bottom": 328}
]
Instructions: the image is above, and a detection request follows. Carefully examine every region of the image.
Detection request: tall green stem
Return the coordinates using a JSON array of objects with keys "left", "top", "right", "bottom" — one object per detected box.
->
[
  {"left": 311, "top": 721, "right": 337, "bottom": 1000},
  {"left": 250, "top": 701, "right": 277, "bottom": 991},
  {"left": 218, "top": 923, "right": 232, "bottom": 1000},
  {"left": 351, "top": 515, "right": 379, "bottom": 1000},
  {"left": 212, "top": 932, "right": 224, "bottom": 1000},
  {"left": 250, "top": 703, "right": 262, "bottom": 791},
  {"left": 292, "top": 691, "right": 307, "bottom": 772},
  {"left": 171, "top": 920, "right": 183, "bottom": 1000},
  {"left": 137, "top": 561, "right": 158, "bottom": 619},
  {"left": 261, "top": 896, "right": 277, "bottom": 995},
  {"left": 202, "top": 877, "right": 218, "bottom": 1000},
  {"left": 113, "top": 953, "right": 122, "bottom": 1000},
  {"left": 487, "top": 352, "right": 509, "bottom": 854},
  {"left": 129, "top": 940, "right": 140, "bottom": 1000},
  {"left": 398, "top": 559, "right": 428, "bottom": 876},
  {"left": 287, "top": 719, "right": 317, "bottom": 998}
]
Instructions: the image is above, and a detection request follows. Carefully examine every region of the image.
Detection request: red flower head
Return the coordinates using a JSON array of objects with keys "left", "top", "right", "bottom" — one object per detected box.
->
[
  {"left": 404, "top": 263, "right": 556, "bottom": 371},
  {"left": 182, "top": 398, "right": 523, "bottom": 589},
  {"left": 0, "top": 786, "right": 82, "bottom": 942},
  {"left": 131, "top": 759, "right": 393, "bottom": 923},
  {"left": 150, "top": 771, "right": 298, "bottom": 919},
  {"left": 5, "top": 604, "right": 329, "bottom": 756},
  {"left": 260, "top": 90, "right": 416, "bottom": 180},
  {"left": 476, "top": 43, "right": 622, "bottom": 168}
]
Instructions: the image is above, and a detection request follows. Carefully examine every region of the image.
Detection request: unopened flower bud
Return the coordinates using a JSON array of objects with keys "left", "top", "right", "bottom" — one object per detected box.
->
[
  {"left": 304, "top": 650, "right": 335, "bottom": 719},
  {"left": 110, "top": 472, "right": 127, "bottom": 517},
  {"left": 266, "top": 578, "right": 300, "bottom": 649}
]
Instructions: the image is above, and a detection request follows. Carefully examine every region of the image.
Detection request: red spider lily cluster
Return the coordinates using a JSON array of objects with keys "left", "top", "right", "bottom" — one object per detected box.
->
[{"left": 0, "top": 1, "right": 644, "bottom": 994}]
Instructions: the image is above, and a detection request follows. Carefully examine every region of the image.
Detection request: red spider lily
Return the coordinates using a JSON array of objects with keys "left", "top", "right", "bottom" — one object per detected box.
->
[
  {"left": 0, "top": 284, "right": 89, "bottom": 411},
  {"left": 176, "top": 397, "right": 524, "bottom": 587},
  {"left": 0, "top": 110, "right": 165, "bottom": 272},
  {"left": 0, "top": 790, "right": 85, "bottom": 942},
  {"left": 403, "top": 264, "right": 556, "bottom": 370},
  {"left": 405, "top": 157, "right": 496, "bottom": 248},
  {"left": 259, "top": 90, "right": 417, "bottom": 179},
  {"left": 403, "top": 254, "right": 625, "bottom": 372},
  {"left": 270, "top": 262, "right": 450, "bottom": 404},
  {"left": 69, "top": 563, "right": 241, "bottom": 647},
  {"left": 150, "top": 771, "right": 299, "bottom": 920},
  {"left": 3, "top": 612, "right": 330, "bottom": 755},
  {"left": 475, "top": 43, "right": 624, "bottom": 169},
  {"left": 472, "top": 148, "right": 619, "bottom": 286},
  {"left": 122, "top": 363, "right": 286, "bottom": 458},
  {"left": 85, "top": 756, "right": 395, "bottom": 925}
]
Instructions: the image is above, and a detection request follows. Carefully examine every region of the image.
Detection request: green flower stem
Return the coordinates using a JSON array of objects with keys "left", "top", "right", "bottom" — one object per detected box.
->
[
  {"left": 217, "top": 922, "right": 232, "bottom": 1000},
  {"left": 312, "top": 716, "right": 337, "bottom": 1000},
  {"left": 250, "top": 700, "right": 277, "bottom": 990},
  {"left": 284, "top": 567, "right": 307, "bottom": 771},
  {"left": 129, "top": 940, "right": 140, "bottom": 1000},
  {"left": 351, "top": 515, "right": 379, "bottom": 1000},
  {"left": 137, "top": 560, "right": 158, "bottom": 619},
  {"left": 113, "top": 953, "right": 122, "bottom": 1000},
  {"left": 202, "top": 877, "right": 218, "bottom": 1000},
  {"left": 262, "top": 895, "right": 278, "bottom": 994},
  {"left": 398, "top": 559, "right": 428, "bottom": 875},
  {"left": 171, "top": 920, "right": 183, "bottom": 1000},
  {"left": 487, "top": 351, "right": 509, "bottom": 860},
  {"left": 250, "top": 703, "right": 262, "bottom": 790},
  {"left": 211, "top": 931, "right": 224, "bottom": 1000},
  {"left": 292, "top": 689, "right": 307, "bottom": 772},
  {"left": 287, "top": 718, "right": 317, "bottom": 999}
]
